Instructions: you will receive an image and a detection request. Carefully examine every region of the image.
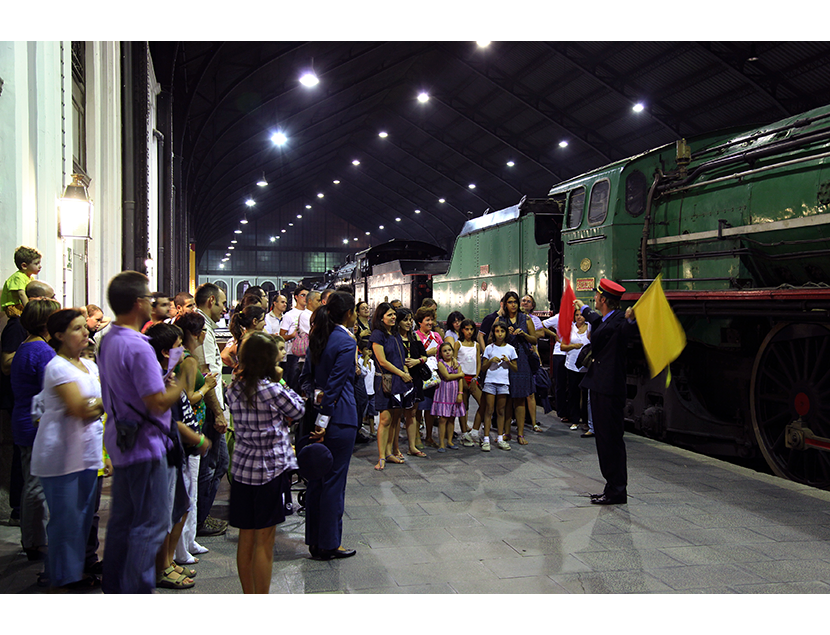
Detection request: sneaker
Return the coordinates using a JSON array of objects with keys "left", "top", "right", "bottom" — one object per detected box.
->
[
  {"left": 461, "top": 432, "right": 474, "bottom": 447},
  {"left": 197, "top": 516, "right": 228, "bottom": 537},
  {"left": 497, "top": 439, "right": 511, "bottom": 451},
  {"left": 570, "top": 423, "right": 579, "bottom": 430},
  {"left": 481, "top": 439, "right": 491, "bottom": 452}
]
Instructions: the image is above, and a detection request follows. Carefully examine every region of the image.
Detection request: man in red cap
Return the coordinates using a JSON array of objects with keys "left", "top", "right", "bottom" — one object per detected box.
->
[{"left": 574, "top": 278, "right": 637, "bottom": 505}]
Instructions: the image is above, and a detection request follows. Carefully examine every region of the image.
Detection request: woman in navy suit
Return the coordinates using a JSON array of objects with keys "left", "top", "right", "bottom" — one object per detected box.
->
[{"left": 305, "top": 291, "right": 359, "bottom": 560}]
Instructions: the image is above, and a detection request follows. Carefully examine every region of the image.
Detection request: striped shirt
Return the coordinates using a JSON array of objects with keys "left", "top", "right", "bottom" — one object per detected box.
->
[{"left": 226, "top": 378, "right": 304, "bottom": 485}]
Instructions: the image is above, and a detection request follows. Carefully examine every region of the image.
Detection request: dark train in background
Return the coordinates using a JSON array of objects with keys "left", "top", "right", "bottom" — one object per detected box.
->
[
  {"left": 323, "top": 104, "right": 830, "bottom": 489},
  {"left": 325, "top": 240, "right": 449, "bottom": 310}
]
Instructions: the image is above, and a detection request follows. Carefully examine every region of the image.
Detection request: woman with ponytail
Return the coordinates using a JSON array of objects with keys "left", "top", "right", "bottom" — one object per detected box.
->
[
  {"left": 304, "top": 291, "right": 360, "bottom": 560},
  {"left": 221, "top": 305, "right": 266, "bottom": 369}
]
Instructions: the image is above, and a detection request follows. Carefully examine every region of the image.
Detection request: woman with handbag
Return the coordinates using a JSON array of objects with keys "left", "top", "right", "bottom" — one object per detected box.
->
[
  {"left": 396, "top": 307, "right": 428, "bottom": 458},
  {"left": 31, "top": 308, "right": 105, "bottom": 590},
  {"left": 501, "top": 292, "right": 537, "bottom": 446},
  {"left": 369, "top": 303, "right": 414, "bottom": 471},
  {"left": 414, "top": 306, "right": 443, "bottom": 447},
  {"left": 521, "top": 295, "right": 545, "bottom": 433}
]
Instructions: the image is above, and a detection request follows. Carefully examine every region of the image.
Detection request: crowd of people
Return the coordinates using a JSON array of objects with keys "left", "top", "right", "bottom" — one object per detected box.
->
[{"left": 1, "top": 242, "right": 631, "bottom": 594}]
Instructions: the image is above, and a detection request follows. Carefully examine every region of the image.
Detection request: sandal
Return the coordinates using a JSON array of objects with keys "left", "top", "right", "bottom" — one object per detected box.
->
[
  {"left": 407, "top": 449, "right": 427, "bottom": 457},
  {"left": 517, "top": 435, "right": 528, "bottom": 445},
  {"left": 533, "top": 424, "right": 543, "bottom": 433},
  {"left": 386, "top": 454, "right": 406, "bottom": 464},
  {"left": 170, "top": 562, "right": 197, "bottom": 578},
  {"left": 374, "top": 458, "right": 386, "bottom": 471},
  {"left": 157, "top": 566, "right": 195, "bottom": 590},
  {"left": 175, "top": 556, "right": 199, "bottom": 565}
]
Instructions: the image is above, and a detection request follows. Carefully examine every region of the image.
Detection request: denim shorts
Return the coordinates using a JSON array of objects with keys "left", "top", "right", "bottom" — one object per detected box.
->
[{"left": 482, "top": 382, "right": 510, "bottom": 395}]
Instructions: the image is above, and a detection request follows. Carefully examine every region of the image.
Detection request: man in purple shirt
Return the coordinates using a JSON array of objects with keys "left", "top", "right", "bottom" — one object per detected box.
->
[{"left": 98, "top": 271, "right": 184, "bottom": 593}]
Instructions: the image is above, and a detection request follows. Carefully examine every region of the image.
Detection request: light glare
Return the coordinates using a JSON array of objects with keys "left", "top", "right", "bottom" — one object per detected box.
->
[
  {"left": 417, "top": 92, "right": 429, "bottom": 103},
  {"left": 299, "top": 72, "right": 319, "bottom": 87},
  {"left": 633, "top": 102, "right": 645, "bottom": 113},
  {"left": 271, "top": 131, "right": 288, "bottom": 145}
]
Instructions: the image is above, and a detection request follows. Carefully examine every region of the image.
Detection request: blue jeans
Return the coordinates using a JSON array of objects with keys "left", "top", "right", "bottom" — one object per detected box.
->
[
  {"left": 196, "top": 418, "right": 229, "bottom": 527},
  {"left": 102, "top": 459, "right": 170, "bottom": 594},
  {"left": 40, "top": 469, "right": 98, "bottom": 587}
]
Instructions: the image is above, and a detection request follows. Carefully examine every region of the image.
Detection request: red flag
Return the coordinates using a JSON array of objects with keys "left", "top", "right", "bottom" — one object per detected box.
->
[{"left": 559, "top": 280, "right": 575, "bottom": 346}]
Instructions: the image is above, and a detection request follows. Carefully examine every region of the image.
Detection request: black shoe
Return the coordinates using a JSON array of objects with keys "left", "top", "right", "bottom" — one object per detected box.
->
[
  {"left": 25, "top": 548, "right": 46, "bottom": 562},
  {"left": 355, "top": 431, "right": 372, "bottom": 444},
  {"left": 590, "top": 494, "right": 627, "bottom": 505},
  {"left": 84, "top": 561, "right": 104, "bottom": 575},
  {"left": 314, "top": 547, "right": 357, "bottom": 560},
  {"left": 581, "top": 431, "right": 595, "bottom": 438}
]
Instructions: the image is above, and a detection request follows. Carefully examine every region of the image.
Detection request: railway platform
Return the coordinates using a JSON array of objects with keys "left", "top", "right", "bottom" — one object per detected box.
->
[{"left": 3, "top": 407, "right": 830, "bottom": 595}]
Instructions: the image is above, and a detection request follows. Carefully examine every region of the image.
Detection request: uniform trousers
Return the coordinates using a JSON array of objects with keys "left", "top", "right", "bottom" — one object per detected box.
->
[
  {"left": 304, "top": 422, "right": 357, "bottom": 551},
  {"left": 589, "top": 390, "right": 627, "bottom": 498}
]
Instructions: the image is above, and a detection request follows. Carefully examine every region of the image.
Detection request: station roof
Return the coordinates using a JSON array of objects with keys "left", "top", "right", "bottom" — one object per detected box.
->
[{"left": 148, "top": 41, "right": 830, "bottom": 262}]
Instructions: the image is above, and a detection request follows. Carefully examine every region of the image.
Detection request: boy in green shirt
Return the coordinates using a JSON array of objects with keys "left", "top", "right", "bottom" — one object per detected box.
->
[{"left": 2, "top": 246, "right": 43, "bottom": 318}]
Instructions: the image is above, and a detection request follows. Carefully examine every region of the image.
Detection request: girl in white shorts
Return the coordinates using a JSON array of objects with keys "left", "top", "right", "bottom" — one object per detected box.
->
[{"left": 479, "top": 320, "right": 517, "bottom": 452}]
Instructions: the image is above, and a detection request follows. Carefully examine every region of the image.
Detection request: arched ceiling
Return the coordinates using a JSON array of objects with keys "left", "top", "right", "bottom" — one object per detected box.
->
[{"left": 149, "top": 41, "right": 830, "bottom": 264}]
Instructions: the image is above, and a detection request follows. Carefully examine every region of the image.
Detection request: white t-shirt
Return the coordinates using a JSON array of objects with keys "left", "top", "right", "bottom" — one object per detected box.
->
[
  {"left": 281, "top": 307, "right": 304, "bottom": 356},
  {"left": 361, "top": 357, "right": 376, "bottom": 396},
  {"left": 564, "top": 325, "right": 591, "bottom": 373},
  {"left": 482, "top": 343, "right": 517, "bottom": 385},
  {"left": 457, "top": 342, "right": 479, "bottom": 375},
  {"left": 31, "top": 356, "right": 104, "bottom": 478},
  {"left": 542, "top": 313, "right": 564, "bottom": 356},
  {"left": 264, "top": 311, "right": 284, "bottom": 336}
]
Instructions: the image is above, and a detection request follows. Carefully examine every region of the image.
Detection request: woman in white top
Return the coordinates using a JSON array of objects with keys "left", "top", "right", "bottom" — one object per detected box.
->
[
  {"left": 561, "top": 310, "right": 591, "bottom": 431},
  {"left": 31, "top": 308, "right": 105, "bottom": 589}
]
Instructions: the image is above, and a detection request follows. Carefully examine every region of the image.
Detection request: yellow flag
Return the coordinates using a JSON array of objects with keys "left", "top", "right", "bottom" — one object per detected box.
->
[{"left": 633, "top": 274, "right": 686, "bottom": 382}]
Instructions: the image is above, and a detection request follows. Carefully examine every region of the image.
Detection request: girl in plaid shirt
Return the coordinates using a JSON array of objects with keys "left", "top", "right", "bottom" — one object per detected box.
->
[{"left": 226, "top": 331, "right": 304, "bottom": 594}]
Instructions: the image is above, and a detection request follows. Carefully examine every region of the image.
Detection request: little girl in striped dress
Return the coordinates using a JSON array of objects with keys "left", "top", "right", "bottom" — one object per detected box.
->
[{"left": 431, "top": 342, "right": 466, "bottom": 452}]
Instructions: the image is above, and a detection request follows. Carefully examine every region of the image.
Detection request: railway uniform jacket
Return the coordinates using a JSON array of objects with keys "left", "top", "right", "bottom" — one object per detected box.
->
[{"left": 579, "top": 308, "right": 638, "bottom": 397}]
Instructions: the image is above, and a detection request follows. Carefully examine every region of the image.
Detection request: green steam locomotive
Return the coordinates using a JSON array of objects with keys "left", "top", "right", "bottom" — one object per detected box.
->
[{"left": 433, "top": 104, "right": 830, "bottom": 488}]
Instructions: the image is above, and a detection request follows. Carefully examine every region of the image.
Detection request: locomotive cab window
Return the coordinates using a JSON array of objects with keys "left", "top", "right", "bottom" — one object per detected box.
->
[
  {"left": 567, "top": 187, "right": 585, "bottom": 229},
  {"left": 587, "top": 179, "right": 610, "bottom": 225},
  {"left": 625, "top": 170, "right": 647, "bottom": 217}
]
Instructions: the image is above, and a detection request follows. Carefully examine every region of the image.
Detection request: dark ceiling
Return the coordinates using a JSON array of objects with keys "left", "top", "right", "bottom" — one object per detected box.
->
[{"left": 149, "top": 41, "right": 830, "bottom": 267}]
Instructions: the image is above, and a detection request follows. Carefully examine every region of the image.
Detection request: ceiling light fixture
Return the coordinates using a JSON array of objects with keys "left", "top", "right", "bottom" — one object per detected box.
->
[
  {"left": 414, "top": 209, "right": 421, "bottom": 214},
  {"left": 379, "top": 225, "right": 384, "bottom": 230},
  {"left": 352, "top": 160, "right": 360, "bottom": 166},
  {"left": 271, "top": 131, "right": 288, "bottom": 145},
  {"left": 559, "top": 140, "right": 569, "bottom": 148},
  {"left": 234, "top": 229, "right": 242, "bottom": 234},
  {"left": 343, "top": 239, "right": 349, "bottom": 244},
  {"left": 378, "top": 131, "right": 388, "bottom": 138},
  {"left": 270, "top": 236, "right": 276, "bottom": 242},
  {"left": 317, "top": 193, "right": 324, "bottom": 198},
  {"left": 333, "top": 180, "right": 340, "bottom": 184},
  {"left": 288, "top": 223, "right": 294, "bottom": 227},
  {"left": 229, "top": 246, "right": 235, "bottom": 250},
  {"left": 299, "top": 71, "right": 319, "bottom": 87},
  {"left": 632, "top": 102, "right": 645, "bottom": 113},
  {"left": 476, "top": 41, "right": 491, "bottom": 48},
  {"left": 231, "top": 239, "right": 238, "bottom": 244},
  {"left": 417, "top": 92, "right": 429, "bottom": 103},
  {"left": 365, "top": 231, "right": 371, "bottom": 235},
  {"left": 468, "top": 184, "right": 476, "bottom": 189},
  {"left": 244, "top": 199, "right": 255, "bottom": 208},
  {"left": 438, "top": 198, "right": 445, "bottom": 203},
  {"left": 395, "top": 217, "right": 401, "bottom": 222},
  {"left": 219, "top": 263, "right": 225, "bottom": 269},
  {"left": 506, "top": 160, "right": 515, "bottom": 167},
  {"left": 257, "top": 173, "right": 268, "bottom": 187},
  {"left": 297, "top": 214, "right": 302, "bottom": 219},
  {"left": 281, "top": 229, "right": 286, "bottom": 233},
  {"left": 305, "top": 204, "right": 312, "bottom": 209}
]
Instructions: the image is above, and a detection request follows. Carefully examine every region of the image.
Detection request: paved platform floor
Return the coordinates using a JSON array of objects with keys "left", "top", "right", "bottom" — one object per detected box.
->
[{"left": 3, "top": 407, "right": 830, "bottom": 595}]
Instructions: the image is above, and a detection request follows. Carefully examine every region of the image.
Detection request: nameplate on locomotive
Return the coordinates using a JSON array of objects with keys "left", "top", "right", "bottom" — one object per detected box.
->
[{"left": 576, "top": 277, "right": 595, "bottom": 292}]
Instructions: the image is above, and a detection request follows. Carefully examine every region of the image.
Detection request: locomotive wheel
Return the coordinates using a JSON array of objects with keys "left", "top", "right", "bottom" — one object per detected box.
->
[{"left": 750, "top": 322, "right": 830, "bottom": 487}]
